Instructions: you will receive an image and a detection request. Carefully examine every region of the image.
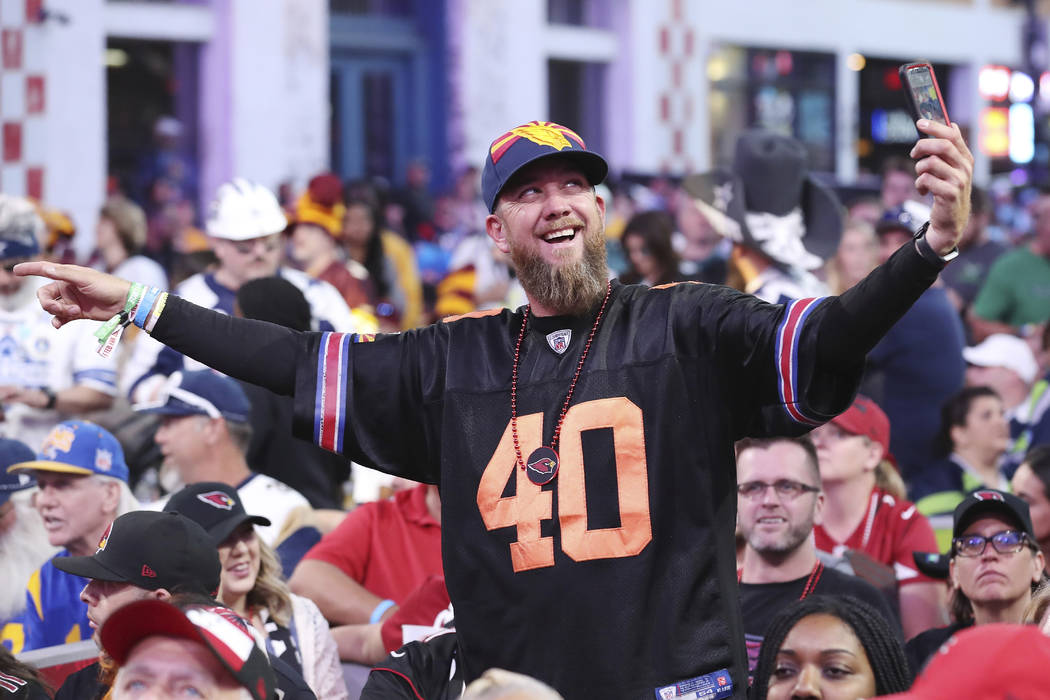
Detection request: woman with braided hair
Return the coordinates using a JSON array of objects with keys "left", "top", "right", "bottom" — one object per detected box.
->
[{"left": 752, "top": 595, "right": 910, "bottom": 700}]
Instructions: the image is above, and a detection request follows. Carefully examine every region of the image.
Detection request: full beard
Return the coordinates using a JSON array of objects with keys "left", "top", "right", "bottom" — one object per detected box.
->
[
  {"left": 511, "top": 224, "right": 608, "bottom": 317},
  {"left": 0, "top": 497, "right": 58, "bottom": 621}
]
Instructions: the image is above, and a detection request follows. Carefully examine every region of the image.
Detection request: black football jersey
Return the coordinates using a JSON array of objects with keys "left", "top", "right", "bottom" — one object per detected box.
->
[
  {"left": 361, "top": 630, "right": 463, "bottom": 700},
  {"left": 290, "top": 280, "right": 860, "bottom": 699}
]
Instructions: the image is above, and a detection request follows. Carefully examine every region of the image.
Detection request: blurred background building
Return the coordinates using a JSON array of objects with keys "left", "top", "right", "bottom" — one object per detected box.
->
[{"left": 0, "top": 0, "right": 1045, "bottom": 255}]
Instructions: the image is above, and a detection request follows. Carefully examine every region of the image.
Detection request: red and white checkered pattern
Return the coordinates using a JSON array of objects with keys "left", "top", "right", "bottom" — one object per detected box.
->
[
  {"left": 0, "top": 0, "right": 45, "bottom": 199},
  {"left": 656, "top": 0, "right": 694, "bottom": 173}
]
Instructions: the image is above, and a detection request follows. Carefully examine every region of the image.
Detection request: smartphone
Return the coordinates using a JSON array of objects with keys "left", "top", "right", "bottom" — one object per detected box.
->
[{"left": 899, "top": 62, "right": 950, "bottom": 134}]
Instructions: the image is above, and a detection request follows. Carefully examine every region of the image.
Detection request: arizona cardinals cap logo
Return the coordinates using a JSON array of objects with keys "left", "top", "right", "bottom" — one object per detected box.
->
[
  {"left": 96, "top": 522, "right": 113, "bottom": 553},
  {"left": 973, "top": 490, "right": 1005, "bottom": 502},
  {"left": 197, "top": 491, "right": 236, "bottom": 510},
  {"left": 489, "top": 121, "right": 586, "bottom": 164}
]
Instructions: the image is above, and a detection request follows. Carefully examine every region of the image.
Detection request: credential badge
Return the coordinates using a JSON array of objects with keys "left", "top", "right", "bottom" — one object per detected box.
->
[{"left": 546, "top": 329, "right": 571, "bottom": 354}]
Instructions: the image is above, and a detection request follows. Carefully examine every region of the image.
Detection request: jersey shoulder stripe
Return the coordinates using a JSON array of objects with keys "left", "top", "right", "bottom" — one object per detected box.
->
[
  {"left": 776, "top": 297, "right": 826, "bottom": 425},
  {"left": 315, "top": 332, "right": 350, "bottom": 453}
]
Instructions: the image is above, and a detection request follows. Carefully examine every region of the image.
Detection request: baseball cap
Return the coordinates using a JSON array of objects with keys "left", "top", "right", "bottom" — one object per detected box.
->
[
  {"left": 0, "top": 193, "right": 43, "bottom": 260},
  {"left": 879, "top": 624, "right": 1050, "bottom": 700},
  {"left": 875, "top": 205, "right": 923, "bottom": 237},
  {"left": 481, "top": 120, "right": 608, "bottom": 213},
  {"left": 951, "top": 489, "right": 1035, "bottom": 541},
  {"left": 7, "top": 420, "right": 129, "bottom": 483},
  {"left": 962, "top": 333, "right": 1039, "bottom": 385},
  {"left": 830, "top": 395, "right": 891, "bottom": 457},
  {"left": 133, "top": 370, "right": 251, "bottom": 424},
  {"left": 164, "top": 482, "right": 271, "bottom": 547},
  {"left": 912, "top": 551, "right": 949, "bottom": 580},
  {"left": 100, "top": 599, "right": 276, "bottom": 700},
  {"left": 52, "top": 510, "right": 220, "bottom": 595},
  {"left": 0, "top": 439, "right": 37, "bottom": 505}
]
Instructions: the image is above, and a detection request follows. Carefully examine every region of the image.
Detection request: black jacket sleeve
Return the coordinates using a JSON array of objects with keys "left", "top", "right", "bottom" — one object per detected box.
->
[{"left": 151, "top": 296, "right": 302, "bottom": 396}]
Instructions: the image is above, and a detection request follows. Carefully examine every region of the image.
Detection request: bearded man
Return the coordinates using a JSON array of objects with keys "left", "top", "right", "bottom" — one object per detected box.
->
[{"left": 17, "top": 118, "right": 973, "bottom": 699}]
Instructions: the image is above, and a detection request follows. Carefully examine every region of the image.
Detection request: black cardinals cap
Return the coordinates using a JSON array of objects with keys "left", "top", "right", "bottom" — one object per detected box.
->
[
  {"left": 164, "top": 481, "right": 271, "bottom": 547},
  {"left": 52, "top": 510, "right": 220, "bottom": 595}
]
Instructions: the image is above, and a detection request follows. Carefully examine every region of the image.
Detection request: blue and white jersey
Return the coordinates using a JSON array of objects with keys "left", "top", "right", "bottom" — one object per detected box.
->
[
  {"left": 0, "top": 551, "right": 89, "bottom": 654},
  {"left": 0, "top": 278, "right": 118, "bottom": 449},
  {"left": 123, "top": 268, "right": 366, "bottom": 399}
]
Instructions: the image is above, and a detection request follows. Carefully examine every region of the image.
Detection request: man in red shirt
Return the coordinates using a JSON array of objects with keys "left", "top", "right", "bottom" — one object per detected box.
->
[
  {"left": 289, "top": 483, "right": 442, "bottom": 627},
  {"left": 810, "top": 395, "right": 947, "bottom": 639}
]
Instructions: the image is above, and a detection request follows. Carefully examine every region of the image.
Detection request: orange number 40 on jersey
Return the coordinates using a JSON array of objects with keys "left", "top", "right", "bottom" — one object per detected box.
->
[{"left": 477, "top": 397, "right": 653, "bottom": 572}]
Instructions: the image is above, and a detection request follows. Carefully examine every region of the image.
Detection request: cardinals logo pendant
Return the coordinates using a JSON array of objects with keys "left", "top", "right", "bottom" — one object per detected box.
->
[{"left": 526, "top": 446, "right": 559, "bottom": 485}]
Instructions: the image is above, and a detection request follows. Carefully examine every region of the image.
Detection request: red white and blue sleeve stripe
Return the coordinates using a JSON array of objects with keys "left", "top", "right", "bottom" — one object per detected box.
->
[
  {"left": 774, "top": 297, "right": 827, "bottom": 426},
  {"left": 313, "top": 332, "right": 351, "bottom": 453}
]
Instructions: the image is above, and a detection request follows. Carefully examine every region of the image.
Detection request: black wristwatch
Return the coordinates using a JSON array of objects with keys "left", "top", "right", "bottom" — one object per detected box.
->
[
  {"left": 912, "top": 221, "right": 959, "bottom": 266},
  {"left": 41, "top": 388, "right": 57, "bottom": 410}
]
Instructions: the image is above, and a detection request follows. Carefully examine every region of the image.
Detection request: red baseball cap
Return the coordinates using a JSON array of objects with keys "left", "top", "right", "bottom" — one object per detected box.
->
[
  {"left": 880, "top": 624, "right": 1050, "bottom": 700},
  {"left": 101, "top": 599, "right": 276, "bottom": 700},
  {"left": 830, "top": 395, "right": 891, "bottom": 457}
]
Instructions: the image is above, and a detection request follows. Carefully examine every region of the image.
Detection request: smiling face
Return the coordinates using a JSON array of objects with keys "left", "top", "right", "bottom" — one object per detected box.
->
[
  {"left": 485, "top": 157, "right": 607, "bottom": 316},
  {"left": 217, "top": 522, "right": 260, "bottom": 606},
  {"left": 737, "top": 441, "right": 824, "bottom": 556},
  {"left": 765, "top": 613, "right": 877, "bottom": 700},
  {"left": 33, "top": 471, "right": 117, "bottom": 556},
  {"left": 950, "top": 515, "right": 1044, "bottom": 611}
]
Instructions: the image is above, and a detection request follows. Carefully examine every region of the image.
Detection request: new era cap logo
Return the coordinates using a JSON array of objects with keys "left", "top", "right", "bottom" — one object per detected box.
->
[
  {"left": 973, "top": 490, "right": 1005, "bottom": 502},
  {"left": 197, "top": 491, "right": 236, "bottom": 510},
  {"left": 142, "top": 564, "right": 157, "bottom": 578}
]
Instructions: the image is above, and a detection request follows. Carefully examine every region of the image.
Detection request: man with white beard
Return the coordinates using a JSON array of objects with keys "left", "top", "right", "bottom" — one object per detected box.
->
[{"left": 0, "top": 439, "right": 56, "bottom": 637}]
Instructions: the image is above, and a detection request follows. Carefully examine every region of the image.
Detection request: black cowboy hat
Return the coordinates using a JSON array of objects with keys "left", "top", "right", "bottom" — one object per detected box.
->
[{"left": 682, "top": 130, "right": 843, "bottom": 270}]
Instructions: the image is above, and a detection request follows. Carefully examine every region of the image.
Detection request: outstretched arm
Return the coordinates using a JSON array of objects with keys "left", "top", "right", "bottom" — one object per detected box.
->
[
  {"left": 14, "top": 262, "right": 301, "bottom": 395},
  {"left": 14, "top": 262, "right": 131, "bottom": 328},
  {"left": 817, "top": 119, "right": 973, "bottom": 365}
]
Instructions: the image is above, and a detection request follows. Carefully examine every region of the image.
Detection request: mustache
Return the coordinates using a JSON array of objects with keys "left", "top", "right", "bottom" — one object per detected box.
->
[{"left": 539, "top": 218, "right": 584, "bottom": 236}]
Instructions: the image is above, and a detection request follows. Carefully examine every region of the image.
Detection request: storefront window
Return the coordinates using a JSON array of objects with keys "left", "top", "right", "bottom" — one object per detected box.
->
[{"left": 708, "top": 45, "right": 836, "bottom": 173}]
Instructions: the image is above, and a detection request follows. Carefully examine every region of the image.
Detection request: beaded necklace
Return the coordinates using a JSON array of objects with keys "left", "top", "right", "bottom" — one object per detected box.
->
[
  {"left": 737, "top": 561, "right": 825, "bottom": 601},
  {"left": 510, "top": 280, "right": 612, "bottom": 485}
]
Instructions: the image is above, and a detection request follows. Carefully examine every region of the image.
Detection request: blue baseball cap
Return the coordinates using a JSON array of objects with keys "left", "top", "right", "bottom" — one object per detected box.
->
[
  {"left": 0, "top": 194, "right": 43, "bottom": 260},
  {"left": 7, "top": 420, "right": 129, "bottom": 483},
  {"left": 481, "top": 120, "right": 608, "bottom": 213},
  {"left": 875, "top": 206, "right": 923, "bottom": 237},
  {"left": 133, "top": 370, "right": 251, "bottom": 424},
  {"left": 0, "top": 438, "right": 37, "bottom": 504}
]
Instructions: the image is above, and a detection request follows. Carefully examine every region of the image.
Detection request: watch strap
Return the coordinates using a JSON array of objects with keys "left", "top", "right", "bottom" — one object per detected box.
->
[{"left": 912, "top": 221, "right": 959, "bottom": 266}]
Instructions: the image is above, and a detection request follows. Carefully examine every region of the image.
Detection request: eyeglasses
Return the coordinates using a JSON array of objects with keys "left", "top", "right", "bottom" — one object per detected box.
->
[
  {"left": 737, "top": 479, "right": 820, "bottom": 500},
  {"left": 228, "top": 235, "right": 281, "bottom": 255},
  {"left": 952, "top": 530, "right": 1033, "bottom": 557}
]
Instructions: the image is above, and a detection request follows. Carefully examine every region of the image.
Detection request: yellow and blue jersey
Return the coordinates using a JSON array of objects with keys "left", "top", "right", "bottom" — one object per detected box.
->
[{"left": 1, "top": 551, "right": 89, "bottom": 653}]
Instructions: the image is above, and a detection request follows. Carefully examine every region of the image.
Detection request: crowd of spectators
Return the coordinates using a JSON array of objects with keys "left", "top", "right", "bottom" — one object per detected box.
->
[{"left": 0, "top": 121, "right": 1047, "bottom": 699}]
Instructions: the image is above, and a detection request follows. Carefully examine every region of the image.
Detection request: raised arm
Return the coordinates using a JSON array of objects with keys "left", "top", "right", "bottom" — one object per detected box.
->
[
  {"left": 14, "top": 262, "right": 301, "bottom": 396},
  {"left": 817, "top": 119, "right": 973, "bottom": 365}
]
